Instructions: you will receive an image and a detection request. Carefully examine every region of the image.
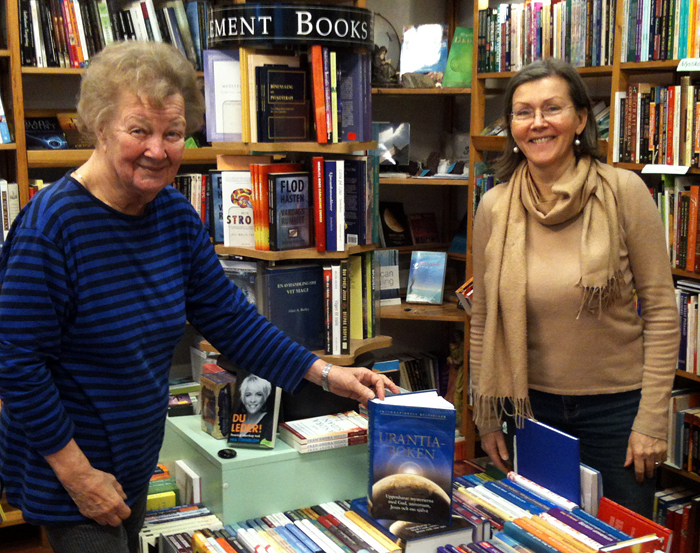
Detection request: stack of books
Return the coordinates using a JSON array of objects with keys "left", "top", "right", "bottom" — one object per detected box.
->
[{"left": 278, "top": 410, "right": 368, "bottom": 453}]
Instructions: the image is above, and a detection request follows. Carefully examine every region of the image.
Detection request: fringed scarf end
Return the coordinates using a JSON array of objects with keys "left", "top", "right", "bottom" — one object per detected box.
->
[
  {"left": 576, "top": 270, "right": 624, "bottom": 319},
  {"left": 472, "top": 393, "right": 535, "bottom": 430}
]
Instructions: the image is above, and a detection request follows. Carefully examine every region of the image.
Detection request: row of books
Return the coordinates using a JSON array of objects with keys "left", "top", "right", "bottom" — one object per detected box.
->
[
  {"left": 666, "top": 384, "right": 700, "bottom": 475},
  {"left": 371, "top": 351, "right": 451, "bottom": 396},
  {"left": 653, "top": 485, "right": 700, "bottom": 553},
  {"left": 212, "top": 156, "right": 378, "bottom": 253},
  {"left": 620, "top": 0, "right": 700, "bottom": 62},
  {"left": 376, "top": 202, "right": 440, "bottom": 249},
  {"left": 612, "top": 78, "right": 700, "bottom": 166},
  {"left": 19, "top": 0, "right": 202, "bottom": 69},
  {"left": 205, "top": 47, "right": 372, "bottom": 145},
  {"left": 477, "top": 0, "right": 617, "bottom": 74},
  {"left": 220, "top": 253, "right": 379, "bottom": 357}
]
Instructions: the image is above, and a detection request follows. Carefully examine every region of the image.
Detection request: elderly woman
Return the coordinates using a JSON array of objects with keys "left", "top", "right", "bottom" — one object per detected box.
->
[
  {"left": 0, "top": 41, "right": 398, "bottom": 553},
  {"left": 470, "top": 58, "right": 680, "bottom": 517}
]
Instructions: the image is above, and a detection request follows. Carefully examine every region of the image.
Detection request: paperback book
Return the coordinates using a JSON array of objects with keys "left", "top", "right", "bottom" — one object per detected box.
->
[
  {"left": 368, "top": 390, "right": 456, "bottom": 524},
  {"left": 405, "top": 251, "right": 447, "bottom": 304},
  {"left": 374, "top": 249, "right": 402, "bottom": 306},
  {"left": 24, "top": 116, "right": 67, "bottom": 150},
  {"left": 203, "top": 49, "right": 242, "bottom": 143},
  {"left": 442, "top": 27, "right": 473, "bottom": 88},
  {"left": 379, "top": 201, "right": 412, "bottom": 247},
  {"left": 221, "top": 170, "right": 255, "bottom": 248}
]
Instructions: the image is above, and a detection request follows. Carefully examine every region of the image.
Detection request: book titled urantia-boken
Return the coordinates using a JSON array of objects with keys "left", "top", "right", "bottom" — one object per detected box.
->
[{"left": 368, "top": 390, "right": 456, "bottom": 525}]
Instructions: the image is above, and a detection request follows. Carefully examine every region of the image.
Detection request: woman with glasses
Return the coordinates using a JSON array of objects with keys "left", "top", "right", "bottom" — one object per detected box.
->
[{"left": 470, "top": 58, "right": 679, "bottom": 517}]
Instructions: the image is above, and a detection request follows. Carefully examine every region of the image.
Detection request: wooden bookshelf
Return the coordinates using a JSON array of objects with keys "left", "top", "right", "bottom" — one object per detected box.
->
[
  {"left": 27, "top": 147, "right": 235, "bottom": 168},
  {"left": 372, "top": 87, "right": 471, "bottom": 95},
  {"left": 380, "top": 300, "right": 466, "bottom": 322},
  {"left": 199, "top": 335, "right": 392, "bottom": 367},
  {"left": 214, "top": 244, "right": 375, "bottom": 261},
  {"left": 379, "top": 176, "right": 470, "bottom": 186},
  {"left": 211, "top": 141, "right": 377, "bottom": 155},
  {"left": 0, "top": 498, "right": 24, "bottom": 527}
]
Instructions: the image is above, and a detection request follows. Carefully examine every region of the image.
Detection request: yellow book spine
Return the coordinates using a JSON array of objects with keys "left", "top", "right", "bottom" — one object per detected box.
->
[{"left": 343, "top": 510, "right": 401, "bottom": 553}]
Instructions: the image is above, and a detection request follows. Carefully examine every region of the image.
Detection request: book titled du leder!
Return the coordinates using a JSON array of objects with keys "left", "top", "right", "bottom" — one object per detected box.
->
[{"left": 368, "top": 390, "right": 456, "bottom": 525}]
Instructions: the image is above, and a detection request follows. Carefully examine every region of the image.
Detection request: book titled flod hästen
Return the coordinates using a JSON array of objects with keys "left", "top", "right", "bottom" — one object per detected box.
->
[
  {"left": 268, "top": 171, "right": 312, "bottom": 251},
  {"left": 368, "top": 390, "right": 456, "bottom": 525}
]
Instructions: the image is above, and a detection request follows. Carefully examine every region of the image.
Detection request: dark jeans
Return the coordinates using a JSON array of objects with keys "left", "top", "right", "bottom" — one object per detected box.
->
[
  {"left": 42, "top": 490, "right": 148, "bottom": 553},
  {"left": 507, "top": 389, "right": 656, "bottom": 518}
]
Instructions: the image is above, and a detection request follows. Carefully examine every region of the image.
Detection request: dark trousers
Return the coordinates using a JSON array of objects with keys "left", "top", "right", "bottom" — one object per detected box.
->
[
  {"left": 508, "top": 389, "right": 656, "bottom": 518},
  {"left": 42, "top": 490, "right": 148, "bottom": 553}
]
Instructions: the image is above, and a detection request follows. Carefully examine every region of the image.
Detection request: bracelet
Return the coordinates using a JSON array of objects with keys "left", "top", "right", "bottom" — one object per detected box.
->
[{"left": 321, "top": 363, "right": 333, "bottom": 392}]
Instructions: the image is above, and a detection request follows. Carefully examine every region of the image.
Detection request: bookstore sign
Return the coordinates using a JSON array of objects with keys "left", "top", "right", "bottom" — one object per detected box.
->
[{"left": 207, "top": 4, "right": 373, "bottom": 49}]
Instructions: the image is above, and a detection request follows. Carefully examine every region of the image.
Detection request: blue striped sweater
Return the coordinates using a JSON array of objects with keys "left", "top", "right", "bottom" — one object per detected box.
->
[{"left": 0, "top": 173, "right": 318, "bottom": 525}]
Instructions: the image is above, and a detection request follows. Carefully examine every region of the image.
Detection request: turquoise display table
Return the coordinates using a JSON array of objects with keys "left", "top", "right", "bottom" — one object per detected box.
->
[{"left": 160, "top": 415, "right": 369, "bottom": 524}]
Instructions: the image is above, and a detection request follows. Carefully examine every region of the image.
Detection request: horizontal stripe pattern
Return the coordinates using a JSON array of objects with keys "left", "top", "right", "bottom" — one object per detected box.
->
[{"left": 0, "top": 174, "right": 317, "bottom": 524}]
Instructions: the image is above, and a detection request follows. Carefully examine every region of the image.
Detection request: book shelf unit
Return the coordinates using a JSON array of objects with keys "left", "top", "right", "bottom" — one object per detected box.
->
[{"left": 467, "top": 0, "right": 700, "bottom": 494}]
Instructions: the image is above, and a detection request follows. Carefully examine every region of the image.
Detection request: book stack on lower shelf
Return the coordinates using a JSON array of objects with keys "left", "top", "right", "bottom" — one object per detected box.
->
[{"left": 278, "top": 410, "right": 368, "bottom": 454}]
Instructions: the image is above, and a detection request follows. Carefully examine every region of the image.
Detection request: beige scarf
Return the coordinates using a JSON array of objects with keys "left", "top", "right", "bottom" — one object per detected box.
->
[{"left": 473, "top": 156, "right": 624, "bottom": 429}]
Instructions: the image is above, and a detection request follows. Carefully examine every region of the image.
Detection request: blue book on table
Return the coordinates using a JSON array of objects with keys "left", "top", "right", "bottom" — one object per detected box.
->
[{"left": 514, "top": 417, "right": 580, "bottom": 505}]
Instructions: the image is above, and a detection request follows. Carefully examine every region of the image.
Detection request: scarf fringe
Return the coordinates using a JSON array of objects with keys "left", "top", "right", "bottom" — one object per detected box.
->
[
  {"left": 576, "top": 270, "right": 624, "bottom": 319},
  {"left": 473, "top": 393, "right": 535, "bottom": 430}
]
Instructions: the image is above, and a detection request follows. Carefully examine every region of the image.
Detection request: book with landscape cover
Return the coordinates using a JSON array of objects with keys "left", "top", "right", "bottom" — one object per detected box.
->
[
  {"left": 442, "top": 27, "right": 473, "bottom": 88},
  {"left": 350, "top": 496, "right": 475, "bottom": 553},
  {"left": 379, "top": 201, "right": 412, "bottom": 247},
  {"left": 368, "top": 390, "right": 456, "bottom": 524},
  {"left": 405, "top": 251, "right": 447, "bottom": 304},
  {"left": 261, "top": 263, "right": 324, "bottom": 352},
  {"left": 268, "top": 171, "right": 312, "bottom": 251},
  {"left": 222, "top": 170, "right": 254, "bottom": 248}
]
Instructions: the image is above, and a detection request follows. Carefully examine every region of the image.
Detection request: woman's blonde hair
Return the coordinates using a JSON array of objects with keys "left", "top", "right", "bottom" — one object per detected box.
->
[{"left": 77, "top": 41, "right": 205, "bottom": 144}]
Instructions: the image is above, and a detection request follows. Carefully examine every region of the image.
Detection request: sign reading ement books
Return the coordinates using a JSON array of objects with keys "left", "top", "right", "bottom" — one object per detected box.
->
[{"left": 207, "top": 4, "right": 373, "bottom": 49}]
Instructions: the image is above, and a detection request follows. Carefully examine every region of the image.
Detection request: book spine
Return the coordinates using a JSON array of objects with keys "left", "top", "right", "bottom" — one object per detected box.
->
[
  {"left": 340, "top": 259, "right": 349, "bottom": 355},
  {"left": 313, "top": 157, "right": 326, "bottom": 252}
]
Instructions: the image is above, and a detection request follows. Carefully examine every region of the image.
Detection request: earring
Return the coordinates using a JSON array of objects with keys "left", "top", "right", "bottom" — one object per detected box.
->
[
  {"left": 574, "top": 136, "right": 581, "bottom": 146},
  {"left": 513, "top": 146, "right": 519, "bottom": 153}
]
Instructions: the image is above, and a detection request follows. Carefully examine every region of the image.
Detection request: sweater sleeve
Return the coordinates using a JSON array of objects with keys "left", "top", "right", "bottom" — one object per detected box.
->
[
  {"left": 184, "top": 227, "right": 319, "bottom": 393},
  {"left": 469, "top": 186, "right": 505, "bottom": 436},
  {"left": 0, "top": 228, "right": 76, "bottom": 456},
  {"left": 618, "top": 169, "right": 680, "bottom": 440}
]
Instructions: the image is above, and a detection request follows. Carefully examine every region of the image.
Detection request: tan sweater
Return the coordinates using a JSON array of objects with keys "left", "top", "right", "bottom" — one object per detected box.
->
[{"left": 470, "top": 166, "right": 680, "bottom": 439}]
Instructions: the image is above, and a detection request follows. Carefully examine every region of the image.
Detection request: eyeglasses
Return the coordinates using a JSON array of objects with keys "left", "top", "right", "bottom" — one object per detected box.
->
[{"left": 511, "top": 105, "right": 575, "bottom": 122}]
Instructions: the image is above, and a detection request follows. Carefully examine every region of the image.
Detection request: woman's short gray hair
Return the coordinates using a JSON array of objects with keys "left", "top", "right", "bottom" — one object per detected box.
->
[
  {"left": 77, "top": 41, "right": 205, "bottom": 145},
  {"left": 494, "top": 58, "right": 603, "bottom": 182}
]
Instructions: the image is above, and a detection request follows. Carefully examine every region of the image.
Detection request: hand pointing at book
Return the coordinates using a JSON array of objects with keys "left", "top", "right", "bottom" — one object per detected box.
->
[{"left": 304, "top": 359, "right": 400, "bottom": 406}]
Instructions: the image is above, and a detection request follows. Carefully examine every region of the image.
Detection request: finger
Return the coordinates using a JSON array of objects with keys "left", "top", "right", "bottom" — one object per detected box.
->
[
  {"left": 623, "top": 445, "right": 634, "bottom": 468},
  {"left": 633, "top": 456, "right": 645, "bottom": 483},
  {"left": 116, "top": 501, "right": 131, "bottom": 521},
  {"left": 373, "top": 377, "right": 386, "bottom": 400},
  {"left": 496, "top": 434, "right": 510, "bottom": 462},
  {"left": 645, "top": 458, "right": 655, "bottom": 480}
]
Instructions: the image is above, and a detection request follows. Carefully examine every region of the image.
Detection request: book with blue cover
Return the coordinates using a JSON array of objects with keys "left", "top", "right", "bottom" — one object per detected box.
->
[
  {"left": 514, "top": 418, "right": 581, "bottom": 505},
  {"left": 261, "top": 263, "right": 324, "bottom": 351},
  {"left": 405, "top": 251, "right": 447, "bottom": 304},
  {"left": 368, "top": 390, "right": 456, "bottom": 525},
  {"left": 268, "top": 171, "right": 312, "bottom": 251}
]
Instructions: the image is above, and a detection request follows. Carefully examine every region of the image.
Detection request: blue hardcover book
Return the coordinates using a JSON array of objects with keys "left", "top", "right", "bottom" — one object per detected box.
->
[
  {"left": 268, "top": 171, "right": 312, "bottom": 251},
  {"left": 184, "top": 0, "right": 202, "bottom": 70},
  {"left": 343, "top": 157, "right": 369, "bottom": 246},
  {"left": 262, "top": 264, "right": 324, "bottom": 351},
  {"left": 405, "top": 251, "right": 448, "bottom": 305},
  {"left": 325, "top": 160, "right": 338, "bottom": 251},
  {"left": 493, "top": 480, "right": 553, "bottom": 512},
  {"left": 515, "top": 417, "right": 581, "bottom": 505},
  {"left": 258, "top": 66, "right": 309, "bottom": 142},
  {"left": 337, "top": 51, "right": 364, "bottom": 142},
  {"left": 368, "top": 390, "right": 456, "bottom": 524},
  {"left": 570, "top": 507, "right": 630, "bottom": 541},
  {"left": 209, "top": 170, "right": 224, "bottom": 243},
  {"left": 482, "top": 481, "right": 545, "bottom": 515},
  {"left": 502, "top": 478, "right": 559, "bottom": 510}
]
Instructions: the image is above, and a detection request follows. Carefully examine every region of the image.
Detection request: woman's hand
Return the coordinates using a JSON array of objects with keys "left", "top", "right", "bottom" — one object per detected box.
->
[
  {"left": 46, "top": 439, "right": 131, "bottom": 526},
  {"left": 481, "top": 429, "right": 512, "bottom": 474},
  {"left": 624, "top": 431, "right": 667, "bottom": 482},
  {"left": 305, "top": 360, "right": 401, "bottom": 406}
]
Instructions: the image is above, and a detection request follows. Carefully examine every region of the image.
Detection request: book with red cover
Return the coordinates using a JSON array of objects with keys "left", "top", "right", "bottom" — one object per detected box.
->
[
  {"left": 597, "top": 497, "right": 673, "bottom": 553},
  {"left": 310, "top": 45, "right": 328, "bottom": 144}
]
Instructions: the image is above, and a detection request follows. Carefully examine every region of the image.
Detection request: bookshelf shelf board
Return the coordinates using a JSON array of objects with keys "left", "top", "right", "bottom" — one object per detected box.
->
[
  {"left": 27, "top": 147, "right": 228, "bottom": 167},
  {"left": 21, "top": 66, "right": 83, "bottom": 75},
  {"left": 214, "top": 244, "right": 375, "bottom": 260},
  {"left": 676, "top": 369, "right": 700, "bottom": 382},
  {"left": 448, "top": 251, "right": 467, "bottom": 261},
  {"left": 0, "top": 143, "right": 16, "bottom": 151},
  {"left": 379, "top": 176, "right": 470, "bottom": 186},
  {"left": 0, "top": 49, "right": 10, "bottom": 57},
  {"left": 380, "top": 300, "right": 466, "bottom": 322},
  {"left": 372, "top": 87, "right": 471, "bottom": 95},
  {"left": 211, "top": 141, "right": 377, "bottom": 155},
  {"left": 672, "top": 267, "right": 700, "bottom": 278},
  {"left": 0, "top": 500, "right": 24, "bottom": 527},
  {"left": 660, "top": 462, "right": 700, "bottom": 483},
  {"left": 620, "top": 60, "right": 680, "bottom": 72},
  {"left": 377, "top": 243, "right": 451, "bottom": 253},
  {"left": 199, "top": 335, "right": 392, "bottom": 366}
]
